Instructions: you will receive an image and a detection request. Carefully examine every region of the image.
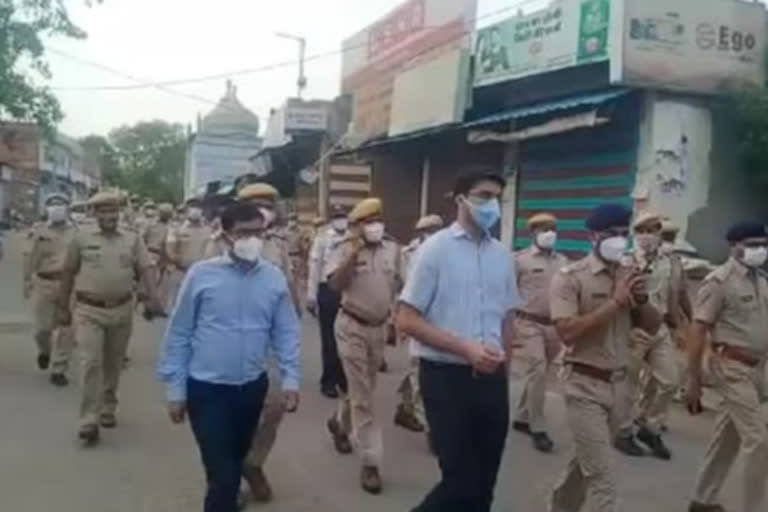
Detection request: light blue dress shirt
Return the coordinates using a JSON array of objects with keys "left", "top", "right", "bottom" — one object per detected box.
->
[
  {"left": 399, "top": 222, "right": 522, "bottom": 364},
  {"left": 157, "top": 255, "right": 301, "bottom": 401}
]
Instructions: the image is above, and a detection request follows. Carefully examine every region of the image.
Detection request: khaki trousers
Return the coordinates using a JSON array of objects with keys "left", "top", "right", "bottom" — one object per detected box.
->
[
  {"left": 34, "top": 278, "right": 74, "bottom": 375},
  {"left": 621, "top": 325, "right": 679, "bottom": 435},
  {"left": 75, "top": 301, "right": 133, "bottom": 428},
  {"left": 244, "top": 365, "right": 284, "bottom": 469},
  {"left": 550, "top": 369, "right": 629, "bottom": 512},
  {"left": 397, "top": 356, "right": 426, "bottom": 424},
  {"left": 334, "top": 311, "right": 387, "bottom": 467},
  {"left": 693, "top": 355, "right": 768, "bottom": 512},
  {"left": 514, "top": 317, "right": 562, "bottom": 433}
]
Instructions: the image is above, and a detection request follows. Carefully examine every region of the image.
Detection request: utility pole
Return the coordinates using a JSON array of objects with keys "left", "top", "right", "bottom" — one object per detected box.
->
[{"left": 276, "top": 32, "right": 307, "bottom": 99}]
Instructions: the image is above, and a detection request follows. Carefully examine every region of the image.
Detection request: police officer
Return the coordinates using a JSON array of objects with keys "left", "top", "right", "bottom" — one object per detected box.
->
[
  {"left": 686, "top": 221, "right": 768, "bottom": 512},
  {"left": 56, "top": 191, "right": 163, "bottom": 444},
  {"left": 512, "top": 212, "right": 568, "bottom": 453},
  {"left": 307, "top": 204, "right": 350, "bottom": 398},
  {"left": 614, "top": 211, "right": 689, "bottom": 459},
  {"left": 326, "top": 198, "right": 401, "bottom": 494},
  {"left": 165, "top": 198, "right": 212, "bottom": 305},
  {"left": 141, "top": 202, "right": 174, "bottom": 310},
  {"left": 236, "top": 182, "right": 300, "bottom": 503},
  {"left": 549, "top": 204, "right": 662, "bottom": 512},
  {"left": 23, "top": 193, "right": 77, "bottom": 386},
  {"left": 394, "top": 214, "right": 443, "bottom": 434}
]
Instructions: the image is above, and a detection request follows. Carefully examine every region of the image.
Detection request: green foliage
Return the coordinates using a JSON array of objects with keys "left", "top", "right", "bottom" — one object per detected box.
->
[
  {"left": 86, "top": 120, "right": 186, "bottom": 204},
  {"left": 727, "top": 85, "right": 768, "bottom": 192},
  {"left": 0, "top": 1, "right": 96, "bottom": 134}
]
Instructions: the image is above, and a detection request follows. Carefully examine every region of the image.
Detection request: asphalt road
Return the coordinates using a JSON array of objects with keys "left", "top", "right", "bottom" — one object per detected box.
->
[{"left": 0, "top": 230, "right": 751, "bottom": 511}]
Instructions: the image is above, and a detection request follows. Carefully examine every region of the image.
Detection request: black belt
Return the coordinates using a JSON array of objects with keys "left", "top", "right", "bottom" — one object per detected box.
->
[
  {"left": 341, "top": 308, "right": 388, "bottom": 327},
  {"left": 517, "top": 311, "right": 552, "bottom": 326},
  {"left": 76, "top": 292, "right": 132, "bottom": 309},
  {"left": 37, "top": 271, "right": 62, "bottom": 281},
  {"left": 569, "top": 362, "right": 627, "bottom": 383},
  {"left": 712, "top": 343, "right": 762, "bottom": 368}
]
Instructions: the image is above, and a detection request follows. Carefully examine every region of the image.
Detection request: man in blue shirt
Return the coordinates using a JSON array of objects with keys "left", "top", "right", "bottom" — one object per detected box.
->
[
  {"left": 157, "top": 202, "right": 301, "bottom": 512},
  {"left": 398, "top": 172, "right": 521, "bottom": 512}
]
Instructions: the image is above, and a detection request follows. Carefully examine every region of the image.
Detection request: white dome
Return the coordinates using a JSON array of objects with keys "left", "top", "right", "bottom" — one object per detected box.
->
[{"left": 201, "top": 81, "right": 260, "bottom": 134}]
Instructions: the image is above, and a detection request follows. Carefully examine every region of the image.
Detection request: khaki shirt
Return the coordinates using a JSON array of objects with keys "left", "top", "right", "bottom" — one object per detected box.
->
[
  {"left": 400, "top": 239, "right": 420, "bottom": 284},
  {"left": 166, "top": 222, "right": 212, "bottom": 270},
  {"left": 142, "top": 220, "right": 170, "bottom": 254},
  {"left": 515, "top": 246, "right": 568, "bottom": 318},
  {"left": 264, "top": 231, "right": 299, "bottom": 309},
  {"left": 63, "top": 226, "right": 153, "bottom": 301},
  {"left": 335, "top": 238, "right": 401, "bottom": 324},
  {"left": 694, "top": 258, "right": 768, "bottom": 354},
  {"left": 550, "top": 253, "right": 632, "bottom": 370},
  {"left": 26, "top": 222, "right": 78, "bottom": 278},
  {"left": 307, "top": 228, "right": 348, "bottom": 300}
]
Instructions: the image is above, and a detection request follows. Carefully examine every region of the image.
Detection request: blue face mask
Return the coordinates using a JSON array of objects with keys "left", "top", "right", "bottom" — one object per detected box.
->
[{"left": 465, "top": 197, "right": 501, "bottom": 231}]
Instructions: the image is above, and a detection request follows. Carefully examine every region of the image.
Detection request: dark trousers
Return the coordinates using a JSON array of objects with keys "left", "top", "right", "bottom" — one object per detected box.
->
[
  {"left": 318, "top": 283, "right": 347, "bottom": 393},
  {"left": 187, "top": 375, "right": 269, "bottom": 512},
  {"left": 413, "top": 359, "right": 510, "bottom": 512}
]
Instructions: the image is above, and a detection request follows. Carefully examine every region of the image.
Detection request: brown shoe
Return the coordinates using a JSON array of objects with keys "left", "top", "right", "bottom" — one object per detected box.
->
[
  {"left": 78, "top": 424, "right": 100, "bottom": 446},
  {"left": 243, "top": 466, "right": 273, "bottom": 503},
  {"left": 327, "top": 417, "right": 352, "bottom": 454},
  {"left": 394, "top": 405, "right": 425, "bottom": 432},
  {"left": 689, "top": 503, "right": 726, "bottom": 512},
  {"left": 360, "top": 465, "right": 382, "bottom": 494}
]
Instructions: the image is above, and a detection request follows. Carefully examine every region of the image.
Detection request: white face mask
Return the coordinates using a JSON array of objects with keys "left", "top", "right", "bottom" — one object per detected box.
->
[
  {"left": 535, "top": 230, "right": 557, "bottom": 250},
  {"left": 363, "top": 222, "right": 385, "bottom": 243},
  {"left": 259, "top": 207, "right": 276, "bottom": 227},
  {"left": 47, "top": 205, "right": 68, "bottom": 223},
  {"left": 742, "top": 246, "right": 768, "bottom": 268},
  {"left": 332, "top": 218, "right": 348, "bottom": 232},
  {"left": 188, "top": 207, "right": 202, "bottom": 221},
  {"left": 233, "top": 236, "right": 264, "bottom": 262},
  {"left": 634, "top": 233, "right": 660, "bottom": 254},
  {"left": 598, "top": 236, "right": 629, "bottom": 263}
]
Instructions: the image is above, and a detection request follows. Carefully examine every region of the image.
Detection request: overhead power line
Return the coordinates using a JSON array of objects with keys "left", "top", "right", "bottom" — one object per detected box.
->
[{"left": 49, "top": 0, "right": 541, "bottom": 92}]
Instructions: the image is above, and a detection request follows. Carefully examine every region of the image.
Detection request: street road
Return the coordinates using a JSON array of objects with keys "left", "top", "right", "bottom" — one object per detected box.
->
[{"left": 0, "top": 231, "right": 750, "bottom": 511}]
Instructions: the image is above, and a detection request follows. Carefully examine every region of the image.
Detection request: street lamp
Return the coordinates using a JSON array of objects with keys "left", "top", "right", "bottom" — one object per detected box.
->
[{"left": 276, "top": 32, "right": 307, "bottom": 99}]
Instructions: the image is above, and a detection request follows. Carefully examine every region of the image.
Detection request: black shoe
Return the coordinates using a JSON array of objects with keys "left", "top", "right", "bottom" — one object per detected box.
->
[
  {"left": 361, "top": 465, "right": 382, "bottom": 495},
  {"left": 321, "top": 385, "right": 339, "bottom": 399},
  {"left": 614, "top": 435, "right": 645, "bottom": 457},
  {"left": 99, "top": 413, "right": 117, "bottom": 429},
  {"left": 688, "top": 502, "right": 726, "bottom": 512},
  {"left": 78, "top": 425, "right": 100, "bottom": 446},
  {"left": 37, "top": 353, "right": 50, "bottom": 370},
  {"left": 512, "top": 421, "right": 531, "bottom": 434},
  {"left": 327, "top": 417, "right": 352, "bottom": 454},
  {"left": 50, "top": 373, "right": 69, "bottom": 387},
  {"left": 394, "top": 405, "right": 425, "bottom": 432},
  {"left": 531, "top": 432, "right": 554, "bottom": 453},
  {"left": 378, "top": 360, "right": 388, "bottom": 373},
  {"left": 637, "top": 426, "right": 671, "bottom": 460}
]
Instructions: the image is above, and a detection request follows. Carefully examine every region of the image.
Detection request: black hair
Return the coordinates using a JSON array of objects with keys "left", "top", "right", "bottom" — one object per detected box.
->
[
  {"left": 221, "top": 202, "right": 264, "bottom": 232},
  {"left": 452, "top": 172, "right": 507, "bottom": 197}
]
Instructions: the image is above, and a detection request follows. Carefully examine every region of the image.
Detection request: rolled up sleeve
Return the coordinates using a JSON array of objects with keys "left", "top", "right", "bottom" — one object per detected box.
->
[
  {"left": 693, "top": 279, "right": 724, "bottom": 326},
  {"left": 157, "top": 268, "right": 198, "bottom": 401},
  {"left": 271, "top": 283, "right": 302, "bottom": 391}
]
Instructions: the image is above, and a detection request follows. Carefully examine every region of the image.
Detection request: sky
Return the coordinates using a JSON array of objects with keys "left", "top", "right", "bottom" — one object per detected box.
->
[{"left": 45, "top": 0, "right": 547, "bottom": 137}]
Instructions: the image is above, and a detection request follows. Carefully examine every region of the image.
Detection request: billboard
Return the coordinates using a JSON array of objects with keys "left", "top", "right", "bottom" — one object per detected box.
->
[
  {"left": 474, "top": 0, "right": 612, "bottom": 88},
  {"left": 618, "top": 0, "right": 766, "bottom": 93},
  {"left": 341, "top": 0, "right": 477, "bottom": 142}
]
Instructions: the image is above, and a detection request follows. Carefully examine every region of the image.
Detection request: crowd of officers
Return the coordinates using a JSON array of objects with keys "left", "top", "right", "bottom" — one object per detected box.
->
[{"left": 18, "top": 181, "right": 768, "bottom": 512}]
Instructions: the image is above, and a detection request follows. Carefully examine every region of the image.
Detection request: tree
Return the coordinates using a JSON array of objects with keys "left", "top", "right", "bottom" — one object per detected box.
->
[
  {"left": 0, "top": 1, "right": 97, "bottom": 134},
  {"left": 94, "top": 120, "right": 187, "bottom": 204},
  {"left": 726, "top": 86, "right": 768, "bottom": 193}
]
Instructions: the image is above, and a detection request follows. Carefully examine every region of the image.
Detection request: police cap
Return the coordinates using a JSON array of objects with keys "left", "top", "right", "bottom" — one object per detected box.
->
[
  {"left": 87, "top": 191, "right": 122, "bottom": 208},
  {"left": 726, "top": 221, "right": 766, "bottom": 243},
  {"left": 633, "top": 211, "right": 662, "bottom": 230},
  {"left": 349, "top": 198, "right": 383, "bottom": 223},
  {"left": 527, "top": 213, "right": 557, "bottom": 230},
  {"left": 586, "top": 204, "right": 632, "bottom": 232},
  {"left": 238, "top": 183, "right": 279, "bottom": 202},
  {"left": 44, "top": 193, "right": 70, "bottom": 206}
]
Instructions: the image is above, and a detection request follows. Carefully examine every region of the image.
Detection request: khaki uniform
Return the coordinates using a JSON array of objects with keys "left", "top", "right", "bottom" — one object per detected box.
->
[
  {"left": 244, "top": 230, "right": 300, "bottom": 471},
  {"left": 62, "top": 225, "right": 153, "bottom": 428},
  {"left": 620, "top": 251, "right": 684, "bottom": 435},
  {"left": 396, "top": 240, "right": 426, "bottom": 425},
  {"left": 25, "top": 222, "right": 77, "bottom": 375},
  {"left": 165, "top": 222, "right": 212, "bottom": 308},
  {"left": 333, "top": 238, "right": 401, "bottom": 467},
  {"left": 691, "top": 258, "right": 768, "bottom": 512},
  {"left": 513, "top": 246, "right": 568, "bottom": 433},
  {"left": 549, "top": 253, "right": 633, "bottom": 512},
  {"left": 140, "top": 220, "right": 171, "bottom": 306}
]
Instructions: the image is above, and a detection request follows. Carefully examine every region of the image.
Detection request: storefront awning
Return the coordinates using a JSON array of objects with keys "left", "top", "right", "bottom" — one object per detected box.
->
[{"left": 465, "top": 88, "right": 630, "bottom": 128}]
